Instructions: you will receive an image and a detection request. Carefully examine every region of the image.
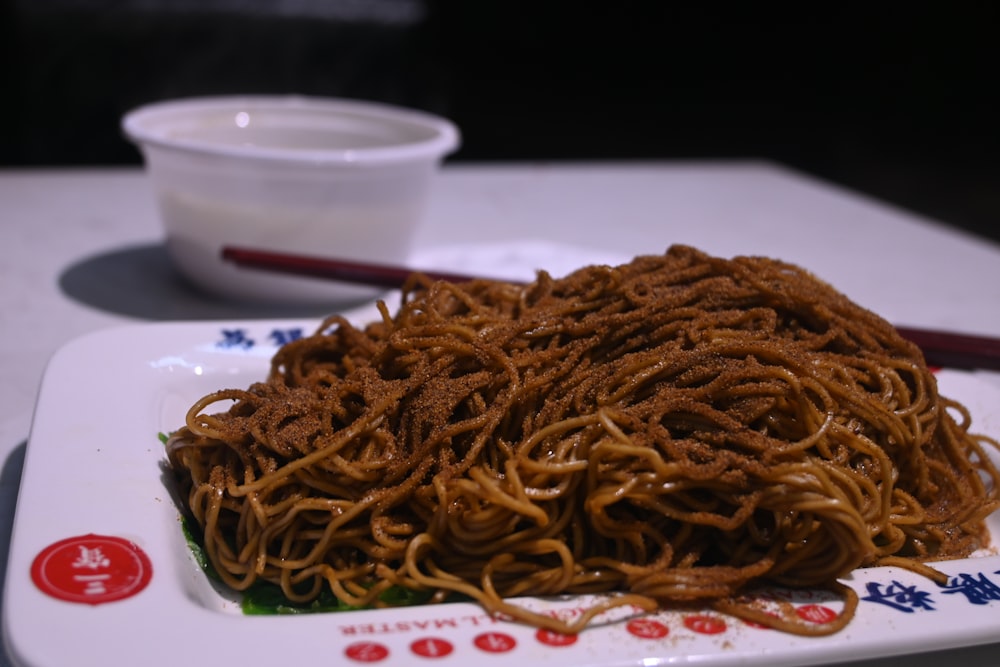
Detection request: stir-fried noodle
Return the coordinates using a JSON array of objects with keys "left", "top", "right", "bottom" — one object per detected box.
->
[{"left": 167, "top": 245, "right": 1000, "bottom": 635}]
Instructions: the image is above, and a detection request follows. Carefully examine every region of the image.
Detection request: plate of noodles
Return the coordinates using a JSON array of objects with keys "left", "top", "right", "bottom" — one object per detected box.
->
[{"left": 5, "top": 245, "right": 1000, "bottom": 667}]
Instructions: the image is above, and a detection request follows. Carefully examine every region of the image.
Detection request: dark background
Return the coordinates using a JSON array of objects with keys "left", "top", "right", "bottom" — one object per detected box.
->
[{"left": 3, "top": 1, "right": 998, "bottom": 243}]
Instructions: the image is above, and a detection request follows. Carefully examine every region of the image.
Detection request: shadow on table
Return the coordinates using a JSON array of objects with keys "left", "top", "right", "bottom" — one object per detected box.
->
[
  {"left": 0, "top": 441, "right": 25, "bottom": 667},
  {"left": 59, "top": 242, "right": 366, "bottom": 321}
]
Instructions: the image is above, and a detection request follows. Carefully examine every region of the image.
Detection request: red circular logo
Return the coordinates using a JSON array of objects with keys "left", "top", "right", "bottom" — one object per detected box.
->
[
  {"left": 31, "top": 534, "right": 153, "bottom": 605},
  {"left": 535, "top": 628, "right": 578, "bottom": 647},
  {"left": 683, "top": 614, "right": 728, "bottom": 635},
  {"left": 345, "top": 642, "right": 390, "bottom": 663},
  {"left": 626, "top": 618, "right": 670, "bottom": 639},
  {"left": 473, "top": 632, "right": 517, "bottom": 653},
  {"left": 796, "top": 604, "right": 838, "bottom": 624},
  {"left": 410, "top": 637, "right": 454, "bottom": 659}
]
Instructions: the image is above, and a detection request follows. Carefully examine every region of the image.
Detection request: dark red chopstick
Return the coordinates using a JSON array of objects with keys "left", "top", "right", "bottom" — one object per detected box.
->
[
  {"left": 222, "top": 245, "right": 1000, "bottom": 371},
  {"left": 221, "top": 246, "right": 483, "bottom": 288},
  {"left": 893, "top": 327, "right": 1000, "bottom": 372}
]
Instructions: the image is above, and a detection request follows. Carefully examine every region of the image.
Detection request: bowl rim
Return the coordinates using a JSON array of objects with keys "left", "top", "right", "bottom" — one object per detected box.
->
[{"left": 121, "top": 95, "right": 460, "bottom": 167}]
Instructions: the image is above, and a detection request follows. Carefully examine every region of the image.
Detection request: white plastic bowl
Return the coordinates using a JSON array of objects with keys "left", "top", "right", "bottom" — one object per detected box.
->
[{"left": 122, "top": 95, "right": 460, "bottom": 304}]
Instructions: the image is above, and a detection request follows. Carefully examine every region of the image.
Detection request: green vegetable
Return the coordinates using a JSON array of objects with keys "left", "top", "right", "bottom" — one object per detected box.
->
[
  {"left": 178, "top": 515, "right": 445, "bottom": 615},
  {"left": 168, "top": 436, "right": 457, "bottom": 615}
]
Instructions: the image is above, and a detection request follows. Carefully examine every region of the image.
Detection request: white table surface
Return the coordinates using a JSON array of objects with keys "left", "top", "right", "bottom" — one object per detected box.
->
[{"left": 2, "top": 161, "right": 999, "bottom": 666}]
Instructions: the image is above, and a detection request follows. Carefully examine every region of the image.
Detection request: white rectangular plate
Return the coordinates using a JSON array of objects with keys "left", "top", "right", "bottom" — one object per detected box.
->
[{"left": 5, "top": 319, "right": 1000, "bottom": 667}]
